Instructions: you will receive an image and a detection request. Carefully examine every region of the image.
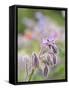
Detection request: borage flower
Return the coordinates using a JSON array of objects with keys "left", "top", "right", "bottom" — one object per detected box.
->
[{"left": 42, "top": 32, "right": 57, "bottom": 54}]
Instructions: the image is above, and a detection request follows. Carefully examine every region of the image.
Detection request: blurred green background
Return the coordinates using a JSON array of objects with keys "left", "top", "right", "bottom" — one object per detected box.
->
[{"left": 18, "top": 8, "right": 65, "bottom": 33}]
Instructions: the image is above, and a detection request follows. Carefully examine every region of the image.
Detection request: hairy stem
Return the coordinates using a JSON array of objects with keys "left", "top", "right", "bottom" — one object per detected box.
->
[{"left": 28, "top": 68, "right": 35, "bottom": 81}]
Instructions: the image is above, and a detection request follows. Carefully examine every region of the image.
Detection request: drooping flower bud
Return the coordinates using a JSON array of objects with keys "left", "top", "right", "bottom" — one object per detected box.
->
[
  {"left": 44, "top": 64, "right": 48, "bottom": 77},
  {"left": 47, "top": 55, "right": 52, "bottom": 66},
  {"left": 53, "top": 54, "right": 56, "bottom": 65},
  {"left": 52, "top": 44, "right": 57, "bottom": 54},
  {"left": 32, "top": 53, "right": 39, "bottom": 68}
]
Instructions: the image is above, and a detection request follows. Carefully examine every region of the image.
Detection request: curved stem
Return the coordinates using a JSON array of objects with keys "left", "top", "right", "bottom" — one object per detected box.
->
[{"left": 28, "top": 68, "right": 35, "bottom": 81}]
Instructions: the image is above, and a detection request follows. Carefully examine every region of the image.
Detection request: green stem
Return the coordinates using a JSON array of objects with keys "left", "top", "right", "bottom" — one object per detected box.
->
[{"left": 28, "top": 68, "right": 35, "bottom": 81}]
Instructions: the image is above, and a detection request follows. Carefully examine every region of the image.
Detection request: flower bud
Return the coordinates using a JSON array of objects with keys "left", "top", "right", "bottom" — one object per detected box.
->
[
  {"left": 53, "top": 54, "right": 56, "bottom": 65},
  {"left": 47, "top": 55, "right": 52, "bottom": 65},
  {"left": 52, "top": 44, "right": 57, "bottom": 54},
  {"left": 32, "top": 53, "right": 39, "bottom": 68},
  {"left": 44, "top": 64, "right": 48, "bottom": 77}
]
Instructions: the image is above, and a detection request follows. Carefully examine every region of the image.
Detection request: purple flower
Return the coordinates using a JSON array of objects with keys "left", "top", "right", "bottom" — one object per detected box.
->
[
  {"left": 35, "top": 12, "right": 47, "bottom": 32},
  {"left": 42, "top": 32, "right": 57, "bottom": 46},
  {"left": 48, "top": 32, "right": 57, "bottom": 42},
  {"left": 42, "top": 38, "right": 48, "bottom": 45},
  {"left": 42, "top": 32, "right": 58, "bottom": 54},
  {"left": 35, "top": 12, "right": 45, "bottom": 20}
]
